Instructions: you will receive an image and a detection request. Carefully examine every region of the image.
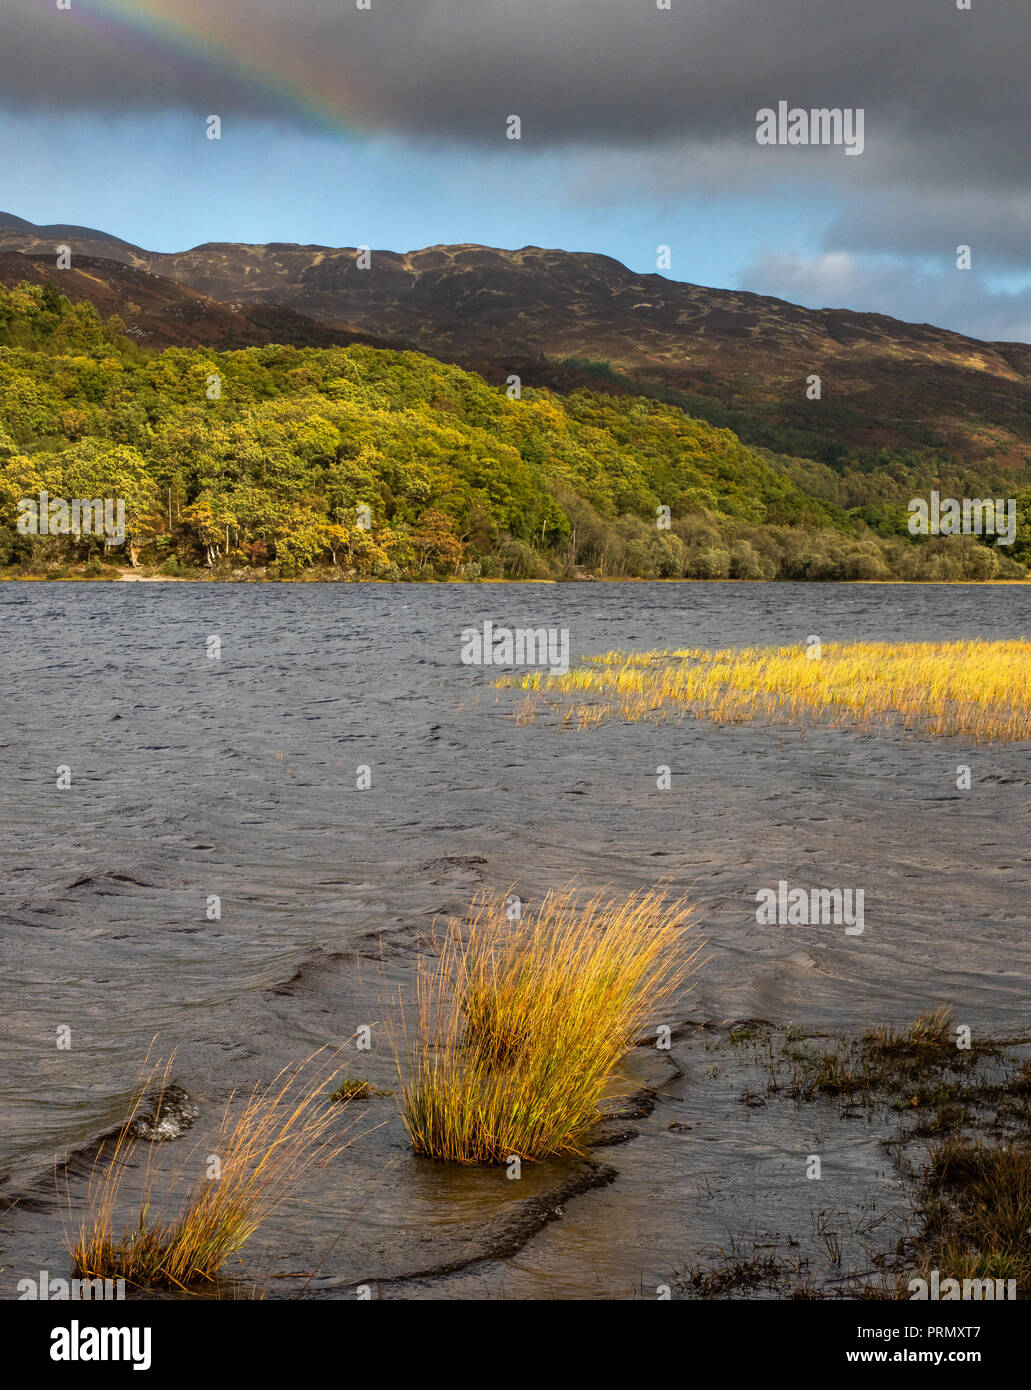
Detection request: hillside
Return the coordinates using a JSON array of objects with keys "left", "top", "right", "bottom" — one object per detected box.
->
[
  {"left": 0, "top": 250, "right": 388, "bottom": 351},
  {"left": 0, "top": 281, "right": 1022, "bottom": 582},
  {"left": 2, "top": 215, "right": 1030, "bottom": 502}
]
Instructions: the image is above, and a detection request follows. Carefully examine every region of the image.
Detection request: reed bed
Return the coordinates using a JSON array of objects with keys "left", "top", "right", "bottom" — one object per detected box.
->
[
  {"left": 69, "top": 1051, "right": 344, "bottom": 1290},
  {"left": 399, "top": 886, "right": 699, "bottom": 1164},
  {"left": 499, "top": 639, "right": 1031, "bottom": 742}
]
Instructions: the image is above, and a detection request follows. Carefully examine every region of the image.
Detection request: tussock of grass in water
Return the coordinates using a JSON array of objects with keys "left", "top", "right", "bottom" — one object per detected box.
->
[
  {"left": 864, "top": 1005, "right": 955, "bottom": 1052},
  {"left": 69, "top": 1052, "right": 345, "bottom": 1289},
  {"left": 398, "top": 886, "right": 699, "bottom": 1165},
  {"left": 499, "top": 639, "right": 1031, "bottom": 742},
  {"left": 330, "top": 1077, "right": 373, "bottom": 1103}
]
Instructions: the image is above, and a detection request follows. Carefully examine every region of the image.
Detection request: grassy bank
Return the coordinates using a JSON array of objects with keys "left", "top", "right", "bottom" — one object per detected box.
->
[{"left": 785, "top": 1013, "right": 1031, "bottom": 1298}]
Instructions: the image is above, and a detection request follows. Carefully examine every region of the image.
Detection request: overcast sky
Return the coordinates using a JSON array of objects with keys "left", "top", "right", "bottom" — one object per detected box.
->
[{"left": 2, "top": 0, "right": 1028, "bottom": 340}]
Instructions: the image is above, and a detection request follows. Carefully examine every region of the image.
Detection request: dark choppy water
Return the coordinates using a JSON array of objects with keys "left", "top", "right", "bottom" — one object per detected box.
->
[{"left": 1, "top": 580, "right": 1029, "bottom": 1298}]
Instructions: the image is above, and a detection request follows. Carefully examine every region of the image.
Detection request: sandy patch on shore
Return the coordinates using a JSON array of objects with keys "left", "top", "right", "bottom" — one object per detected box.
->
[{"left": 115, "top": 570, "right": 187, "bottom": 582}]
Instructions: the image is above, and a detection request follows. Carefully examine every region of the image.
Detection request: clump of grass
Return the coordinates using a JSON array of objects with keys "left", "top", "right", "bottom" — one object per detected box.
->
[
  {"left": 679, "top": 1250, "right": 787, "bottom": 1297},
  {"left": 784, "top": 1007, "right": 980, "bottom": 1106},
  {"left": 499, "top": 639, "right": 1031, "bottom": 743},
  {"left": 865, "top": 1006, "right": 955, "bottom": 1051},
  {"left": 330, "top": 1077, "right": 372, "bottom": 1103},
  {"left": 908, "top": 1139, "right": 1031, "bottom": 1296},
  {"left": 69, "top": 1052, "right": 343, "bottom": 1290},
  {"left": 399, "top": 886, "right": 699, "bottom": 1164}
]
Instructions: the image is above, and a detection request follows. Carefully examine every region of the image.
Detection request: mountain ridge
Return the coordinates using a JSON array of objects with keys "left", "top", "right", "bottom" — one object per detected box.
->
[{"left": 2, "top": 214, "right": 1023, "bottom": 350}]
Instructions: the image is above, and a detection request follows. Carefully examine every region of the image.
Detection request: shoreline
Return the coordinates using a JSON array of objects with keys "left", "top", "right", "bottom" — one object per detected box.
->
[
  {"left": 1, "top": 570, "right": 1028, "bottom": 587},
  {"left": 3, "top": 1015, "right": 1025, "bottom": 1300}
]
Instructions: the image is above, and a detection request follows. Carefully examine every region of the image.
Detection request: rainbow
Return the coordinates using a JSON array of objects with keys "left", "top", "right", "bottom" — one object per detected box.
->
[{"left": 79, "top": 0, "right": 373, "bottom": 136}]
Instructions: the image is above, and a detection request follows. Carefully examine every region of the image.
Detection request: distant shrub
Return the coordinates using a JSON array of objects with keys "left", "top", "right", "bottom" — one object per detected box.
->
[
  {"left": 686, "top": 545, "right": 731, "bottom": 579},
  {"left": 843, "top": 550, "right": 888, "bottom": 581}
]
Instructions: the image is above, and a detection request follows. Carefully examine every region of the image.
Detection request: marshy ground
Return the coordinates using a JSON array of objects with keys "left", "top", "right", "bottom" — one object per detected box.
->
[{"left": 671, "top": 1012, "right": 1031, "bottom": 1299}]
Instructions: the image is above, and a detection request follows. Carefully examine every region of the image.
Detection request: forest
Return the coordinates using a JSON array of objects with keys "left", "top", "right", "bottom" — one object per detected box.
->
[{"left": 1, "top": 282, "right": 1026, "bottom": 582}]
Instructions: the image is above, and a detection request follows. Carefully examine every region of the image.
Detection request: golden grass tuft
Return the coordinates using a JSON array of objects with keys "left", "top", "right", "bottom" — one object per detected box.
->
[
  {"left": 69, "top": 1051, "right": 344, "bottom": 1290},
  {"left": 499, "top": 639, "right": 1031, "bottom": 743},
  {"left": 398, "top": 886, "right": 699, "bottom": 1165},
  {"left": 864, "top": 1006, "right": 955, "bottom": 1052}
]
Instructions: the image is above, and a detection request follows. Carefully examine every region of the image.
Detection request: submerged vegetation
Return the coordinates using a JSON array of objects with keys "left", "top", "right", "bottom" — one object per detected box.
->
[
  {"left": 789, "top": 1013, "right": 1031, "bottom": 1298},
  {"left": 398, "top": 886, "right": 698, "bottom": 1164},
  {"left": 779, "top": 1008, "right": 1007, "bottom": 1126},
  {"left": 680, "top": 1012, "right": 1031, "bottom": 1299},
  {"left": 0, "top": 282, "right": 1025, "bottom": 580},
  {"left": 69, "top": 1054, "right": 343, "bottom": 1290},
  {"left": 503, "top": 639, "right": 1031, "bottom": 742}
]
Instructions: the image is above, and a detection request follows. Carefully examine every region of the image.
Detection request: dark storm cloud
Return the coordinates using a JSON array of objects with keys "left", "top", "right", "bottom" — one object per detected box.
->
[
  {"left": 824, "top": 188, "right": 1031, "bottom": 272},
  {"left": 2, "top": 0, "right": 1024, "bottom": 188}
]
